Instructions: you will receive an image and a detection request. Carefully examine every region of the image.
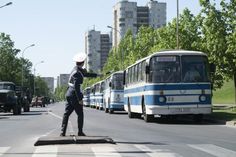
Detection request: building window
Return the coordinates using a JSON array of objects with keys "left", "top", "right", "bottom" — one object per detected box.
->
[
  {"left": 125, "top": 11, "right": 133, "bottom": 18},
  {"left": 119, "top": 23, "right": 125, "bottom": 27}
]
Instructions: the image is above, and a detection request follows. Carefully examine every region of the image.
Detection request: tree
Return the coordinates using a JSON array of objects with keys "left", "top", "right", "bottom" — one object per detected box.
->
[
  {"left": 220, "top": 0, "right": 236, "bottom": 103},
  {"left": 0, "top": 33, "right": 21, "bottom": 82},
  {"left": 34, "top": 76, "right": 50, "bottom": 97},
  {"left": 199, "top": 0, "right": 228, "bottom": 88},
  {"left": 0, "top": 33, "right": 33, "bottom": 88},
  {"left": 54, "top": 85, "right": 67, "bottom": 101}
]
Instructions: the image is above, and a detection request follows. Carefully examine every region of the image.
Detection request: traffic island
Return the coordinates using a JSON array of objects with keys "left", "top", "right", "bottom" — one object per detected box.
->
[{"left": 34, "top": 135, "right": 115, "bottom": 146}]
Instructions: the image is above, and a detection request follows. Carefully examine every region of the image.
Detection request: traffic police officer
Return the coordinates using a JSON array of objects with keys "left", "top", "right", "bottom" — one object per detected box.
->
[{"left": 60, "top": 53, "right": 98, "bottom": 136}]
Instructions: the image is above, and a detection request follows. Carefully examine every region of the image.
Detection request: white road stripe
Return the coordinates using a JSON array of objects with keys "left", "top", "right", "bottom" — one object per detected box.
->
[
  {"left": 134, "top": 145, "right": 182, "bottom": 157},
  {"left": 32, "top": 146, "right": 58, "bottom": 157},
  {"left": 48, "top": 110, "right": 74, "bottom": 133},
  {"left": 0, "top": 147, "right": 10, "bottom": 156},
  {"left": 92, "top": 146, "right": 121, "bottom": 157},
  {"left": 189, "top": 144, "right": 236, "bottom": 157}
]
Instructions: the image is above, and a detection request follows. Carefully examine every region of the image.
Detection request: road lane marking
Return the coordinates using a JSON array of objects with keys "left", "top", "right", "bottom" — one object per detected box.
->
[
  {"left": 188, "top": 144, "right": 236, "bottom": 157},
  {"left": 48, "top": 111, "right": 74, "bottom": 133},
  {"left": 32, "top": 146, "right": 57, "bottom": 157},
  {"left": 48, "top": 111, "right": 62, "bottom": 120},
  {"left": 0, "top": 147, "right": 10, "bottom": 156},
  {"left": 92, "top": 146, "right": 121, "bottom": 157},
  {"left": 134, "top": 145, "right": 182, "bottom": 157}
]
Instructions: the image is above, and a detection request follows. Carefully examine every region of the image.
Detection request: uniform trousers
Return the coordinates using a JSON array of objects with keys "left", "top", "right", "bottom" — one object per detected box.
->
[{"left": 61, "top": 96, "right": 84, "bottom": 134}]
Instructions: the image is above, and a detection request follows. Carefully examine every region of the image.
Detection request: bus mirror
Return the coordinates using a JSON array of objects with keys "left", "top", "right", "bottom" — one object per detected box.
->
[
  {"left": 145, "top": 65, "right": 150, "bottom": 74},
  {"left": 210, "top": 63, "right": 216, "bottom": 73},
  {"left": 123, "top": 71, "right": 126, "bottom": 85},
  {"left": 109, "top": 82, "right": 112, "bottom": 87}
]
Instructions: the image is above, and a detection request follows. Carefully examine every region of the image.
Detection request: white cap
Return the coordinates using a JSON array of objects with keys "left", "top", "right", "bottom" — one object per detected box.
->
[{"left": 73, "top": 53, "right": 86, "bottom": 62}]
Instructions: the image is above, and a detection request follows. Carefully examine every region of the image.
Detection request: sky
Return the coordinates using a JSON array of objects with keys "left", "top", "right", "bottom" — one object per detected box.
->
[{"left": 0, "top": 0, "right": 205, "bottom": 81}]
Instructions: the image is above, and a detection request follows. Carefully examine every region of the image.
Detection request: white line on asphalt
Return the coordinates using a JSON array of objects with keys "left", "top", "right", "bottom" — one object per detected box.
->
[
  {"left": 134, "top": 145, "right": 182, "bottom": 157},
  {"left": 92, "top": 146, "right": 121, "bottom": 157},
  {"left": 48, "top": 111, "right": 74, "bottom": 133},
  {"left": 42, "top": 128, "right": 58, "bottom": 137},
  {"left": 48, "top": 111, "right": 62, "bottom": 120},
  {"left": 188, "top": 144, "right": 236, "bottom": 157},
  {"left": 0, "top": 147, "right": 10, "bottom": 156},
  {"left": 32, "top": 146, "right": 58, "bottom": 157}
]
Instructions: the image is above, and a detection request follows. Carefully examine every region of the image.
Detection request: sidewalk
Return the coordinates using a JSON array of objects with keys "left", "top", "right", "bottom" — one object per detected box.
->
[{"left": 210, "top": 104, "right": 236, "bottom": 127}]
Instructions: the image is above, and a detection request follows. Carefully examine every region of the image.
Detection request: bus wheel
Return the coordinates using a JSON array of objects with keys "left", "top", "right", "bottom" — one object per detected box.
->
[
  {"left": 109, "top": 109, "right": 114, "bottom": 114},
  {"left": 128, "top": 99, "right": 135, "bottom": 118},
  {"left": 142, "top": 104, "right": 153, "bottom": 122},
  {"left": 104, "top": 108, "right": 108, "bottom": 113}
]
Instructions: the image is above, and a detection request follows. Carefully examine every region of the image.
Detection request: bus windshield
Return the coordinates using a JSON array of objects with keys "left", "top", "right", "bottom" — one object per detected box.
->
[
  {"left": 0, "top": 83, "right": 14, "bottom": 90},
  {"left": 150, "top": 56, "right": 181, "bottom": 83},
  {"left": 182, "top": 55, "right": 210, "bottom": 82},
  {"left": 112, "top": 74, "right": 124, "bottom": 90},
  {"left": 150, "top": 55, "right": 210, "bottom": 83}
]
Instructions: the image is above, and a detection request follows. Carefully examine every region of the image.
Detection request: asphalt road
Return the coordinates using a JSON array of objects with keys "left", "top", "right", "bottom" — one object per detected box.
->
[{"left": 0, "top": 102, "right": 236, "bottom": 157}]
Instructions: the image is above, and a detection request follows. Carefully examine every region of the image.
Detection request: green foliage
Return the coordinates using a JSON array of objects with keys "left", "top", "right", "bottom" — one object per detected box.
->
[
  {"left": 54, "top": 85, "right": 67, "bottom": 101},
  {"left": 34, "top": 76, "right": 50, "bottom": 97},
  {"left": 213, "top": 79, "right": 235, "bottom": 104},
  {"left": 0, "top": 33, "right": 21, "bottom": 83},
  {"left": 0, "top": 33, "right": 33, "bottom": 87}
]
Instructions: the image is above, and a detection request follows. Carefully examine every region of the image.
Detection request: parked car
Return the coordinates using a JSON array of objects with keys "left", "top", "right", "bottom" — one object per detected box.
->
[
  {"left": 0, "top": 81, "right": 21, "bottom": 115},
  {"left": 31, "top": 96, "right": 45, "bottom": 107}
]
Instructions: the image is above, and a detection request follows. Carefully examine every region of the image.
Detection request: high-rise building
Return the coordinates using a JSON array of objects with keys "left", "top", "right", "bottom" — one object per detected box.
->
[
  {"left": 42, "top": 77, "right": 54, "bottom": 93},
  {"left": 85, "top": 29, "right": 111, "bottom": 73},
  {"left": 57, "top": 74, "right": 70, "bottom": 87},
  {"left": 112, "top": 0, "right": 166, "bottom": 47}
]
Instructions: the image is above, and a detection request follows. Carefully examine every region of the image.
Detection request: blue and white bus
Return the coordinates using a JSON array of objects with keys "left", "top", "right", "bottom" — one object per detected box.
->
[
  {"left": 89, "top": 84, "right": 95, "bottom": 108},
  {"left": 94, "top": 80, "right": 105, "bottom": 110},
  {"left": 124, "top": 50, "right": 215, "bottom": 122},
  {"left": 83, "top": 87, "right": 90, "bottom": 107},
  {"left": 103, "top": 71, "right": 124, "bottom": 114}
]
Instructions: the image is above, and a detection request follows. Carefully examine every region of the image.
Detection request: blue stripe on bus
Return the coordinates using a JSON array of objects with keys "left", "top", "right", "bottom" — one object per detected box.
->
[
  {"left": 111, "top": 90, "right": 124, "bottom": 93},
  {"left": 124, "top": 84, "right": 211, "bottom": 94},
  {"left": 124, "top": 94, "right": 211, "bottom": 106},
  {"left": 110, "top": 104, "right": 124, "bottom": 110}
]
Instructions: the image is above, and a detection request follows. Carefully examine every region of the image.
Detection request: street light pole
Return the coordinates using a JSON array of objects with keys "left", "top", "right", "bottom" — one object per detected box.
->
[
  {"left": 33, "top": 61, "right": 44, "bottom": 96},
  {"left": 107, "top": 25, "right": 124, "bottom": 70},
  {"left": 21, "top": 44, "right": 35, "bottom": 88},
  {"left": 0, "top": 2, "right": 12, "bottom": 9},
  {"left": 176, "top": 0, "right": 179, "bottom": 49}
]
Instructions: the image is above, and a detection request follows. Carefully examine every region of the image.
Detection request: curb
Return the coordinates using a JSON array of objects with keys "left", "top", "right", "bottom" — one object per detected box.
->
[
  {"left": 226, "top": 121, "right": 236, "bottom": 127},
  {"left": 204, "top": 115, "right": 236, "bottom": 127}
]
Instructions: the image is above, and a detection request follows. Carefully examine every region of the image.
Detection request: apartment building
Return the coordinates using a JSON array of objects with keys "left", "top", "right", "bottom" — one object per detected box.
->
[
  {"left": 112, "top": 0, "right": 166, "bottom": 47},
  {"left": 42, "top": 77, "right": 54, "bottom": 93},
  {"left": 85, "top": 29, "right": 111, "bottom": 73},
  {"left": 57, "top": 74, "right": 70, "bottom": 87}
]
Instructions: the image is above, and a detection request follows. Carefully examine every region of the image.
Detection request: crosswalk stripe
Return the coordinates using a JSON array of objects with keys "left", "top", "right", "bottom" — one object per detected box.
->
[
  {"left": 92, "top": 146, "right": 122, "bottom": 157},
  {"left": 0, "top": 147, "right": 10, "bottom": 156},
  {"left": 134, "top": 145, "right": 182, "bottom": 157},
  {"left": 32, "top": 146, "right": 58, "bottom": 157},
  {"left": 188, "top": 144, "right": 236, "bottom": 157}
]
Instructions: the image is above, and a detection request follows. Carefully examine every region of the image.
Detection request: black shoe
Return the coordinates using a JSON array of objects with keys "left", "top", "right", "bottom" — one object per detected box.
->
[
  {"left": 60, "top": 133, "right": 65, "bottom": 137},
  {"left": 78, "top": 132, "right": 86, "bottom": 136}
]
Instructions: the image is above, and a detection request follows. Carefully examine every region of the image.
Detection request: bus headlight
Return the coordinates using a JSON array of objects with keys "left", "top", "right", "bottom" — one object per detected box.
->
[
  {"left": 199, "top": 95, "right": 206, "bottom": 102},
  {"left": 159, "top": 96, "right": 166, "bottom": 103}
]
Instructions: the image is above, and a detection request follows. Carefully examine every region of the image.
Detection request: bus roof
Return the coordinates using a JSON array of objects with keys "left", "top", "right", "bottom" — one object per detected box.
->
[{"left": 126, "top": 50, "right": 207, "bottom": 70}]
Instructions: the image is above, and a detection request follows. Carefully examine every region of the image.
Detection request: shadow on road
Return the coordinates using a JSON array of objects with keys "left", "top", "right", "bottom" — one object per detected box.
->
[
  {"left": 133, "top": 115, "right": 225, "bottom": 126},
  {"left": 115, "top": 141, "right": 168, "bottom": 145}
]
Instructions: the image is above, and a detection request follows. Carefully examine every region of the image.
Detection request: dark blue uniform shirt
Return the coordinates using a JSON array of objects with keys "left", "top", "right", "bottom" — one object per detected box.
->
[{"left": 66, "top": 66, "right": 97, "bottom": 100}]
